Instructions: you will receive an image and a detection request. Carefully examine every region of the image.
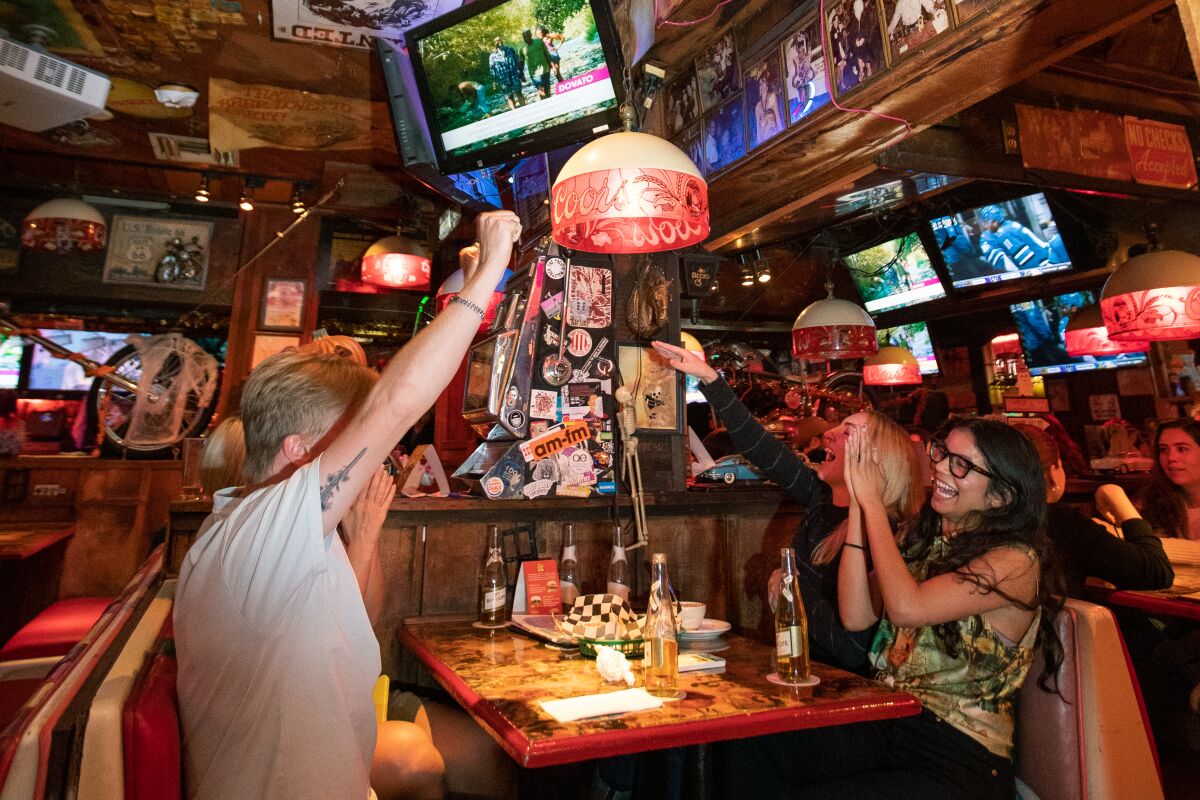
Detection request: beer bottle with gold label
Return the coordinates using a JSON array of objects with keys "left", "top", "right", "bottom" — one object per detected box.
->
[
  {"left": 774, "top": 547, "right": 810, "bottom": 683},
  {"left": 479, "top": 525, "right": 507, "bottom": 627},
  {"left": 560, "top": 524, "right": 580, "bottom": 606},
  {"left": 643, "top": 553, "right": 679, "bottom": 697}
]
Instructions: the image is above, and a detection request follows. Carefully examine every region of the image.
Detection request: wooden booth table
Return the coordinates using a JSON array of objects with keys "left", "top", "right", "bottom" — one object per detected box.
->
[
  {"left": 0, "top": 524, "right": 75, "bottom": 644},
  {"left": 1087, "top": 542, "right": 1200, "bottom": 622},
  {"left": 398, "top": 617, "right": 921, "bottom": 769}
]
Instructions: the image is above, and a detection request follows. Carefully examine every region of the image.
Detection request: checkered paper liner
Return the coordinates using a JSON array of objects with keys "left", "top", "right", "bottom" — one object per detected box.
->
[{"left": 553, "top": 594, "right": 645, "bottom": 641}]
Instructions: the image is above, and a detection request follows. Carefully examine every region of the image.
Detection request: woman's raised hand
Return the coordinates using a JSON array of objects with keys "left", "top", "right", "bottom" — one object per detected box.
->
[
  {"left": 845, "top": 427, "right": 886, "bottom": 510},
  {"left": 650, "top": 341, "right": 719, "bottom": 384}
]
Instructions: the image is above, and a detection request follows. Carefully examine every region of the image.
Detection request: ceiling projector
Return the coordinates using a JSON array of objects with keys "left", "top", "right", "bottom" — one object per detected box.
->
[{"left": 0, "top": 28, "right": 111, "bottom": 132}]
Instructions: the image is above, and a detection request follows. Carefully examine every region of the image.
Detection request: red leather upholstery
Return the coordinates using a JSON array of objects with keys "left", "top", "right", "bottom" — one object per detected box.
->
[
  {"left": 0, "top": 679, "right": 42, "bottom": 728},
  {"left": 122, "top": 648, "right": 181, "bottom": 800},
  {"left": 0, "top": 597, "right": 112, "bottom": 661}
]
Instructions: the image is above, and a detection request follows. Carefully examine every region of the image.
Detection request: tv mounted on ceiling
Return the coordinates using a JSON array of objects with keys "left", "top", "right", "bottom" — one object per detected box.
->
[
  {"left": 405, "top": 0, "right": 625, "bottom": 173},
  {"left": 845, "top": 232, "right": 947, "bottom": 315},
  {"left": 931, "top": 192, "right": 1073, "bottom": 290},
  {"left": 1009, "top": 290, "right": 1147, "bottom": 376},
  {"left": 876, "top": 321, "right": 939, "bottom": 375}
]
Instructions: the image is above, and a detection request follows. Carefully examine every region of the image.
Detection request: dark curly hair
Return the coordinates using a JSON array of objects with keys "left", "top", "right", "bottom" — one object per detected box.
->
[
  {"left": 1139, "top": 419, "right": 1200, "bottom": 539},
  {"left": 907, "top": 419, "right": 1065, "bottom": 692}
]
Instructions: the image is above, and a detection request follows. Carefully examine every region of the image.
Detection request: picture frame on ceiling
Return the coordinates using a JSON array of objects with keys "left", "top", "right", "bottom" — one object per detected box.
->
[
  {"left": 695, "top": 33, "right": 740, "bottom": 113},
  {"left": 259, "top": 278, "right": 307, "bottom": 332},
  {"left": 824, "top": 0, "right": 889, "bottom": 97},
  {"left": 662, "top": 69, "right": 701, "bottom": 139},
  {"left": 744, "top": 52, "right": 786, "bottom": 150},
  {"left": 782, "top": 16, "right": 832, "bottom": 126},
  {"left": 674, "top": 124, "right": 706, "bottom": 178},
  {"left": 949, "top": 0, "right": 988, "bottom": 24},
  {"left": 251, "top": 333, "right": 301, "bottom": 369},
  {"left": 102, "top": 215, "right": 213, "bottom": 290},
  {"left": 617, "top": 343, "right": 683, "bottom": 434},
  {"left": 882, "top": 0, "right": 953, "bottom": 63},
  {"left": 703, "top": 95, "right": 747, "bottom": 175}
]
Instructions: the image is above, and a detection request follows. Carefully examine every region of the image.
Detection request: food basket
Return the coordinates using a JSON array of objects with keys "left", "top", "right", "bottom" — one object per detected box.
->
[{"left": 578, "top": 637, "right": 644, "bottom": 659}]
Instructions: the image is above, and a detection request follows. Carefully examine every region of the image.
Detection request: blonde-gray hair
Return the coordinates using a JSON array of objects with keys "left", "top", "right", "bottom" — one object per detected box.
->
[
  {"left": 240, "top": 351, "right": 376, "bottom": 483},
  {"left": 200, "top": 416, "right": 245, "bottom": 496}
]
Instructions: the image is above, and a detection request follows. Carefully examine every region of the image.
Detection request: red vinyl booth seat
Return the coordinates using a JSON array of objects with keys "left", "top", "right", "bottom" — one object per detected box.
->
[
  {"left": 122, "top": 647, "right": 181, "bottom": 800},
  {"left": 0, "top": 597, "right": 113, "bottom": 662}
]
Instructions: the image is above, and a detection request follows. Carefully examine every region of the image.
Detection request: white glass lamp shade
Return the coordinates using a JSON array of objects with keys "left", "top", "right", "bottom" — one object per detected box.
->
[
  {"left": 1100, "top": 250, "right": 1200, "bottom": 341},
  {"left": 360, "top": 235, "right": 432, "bottom": 290},
  {"left": 791, "top": 297, "right": 877, "bottom": 360},
  {"left": 21, "top": 198, "right": 107, "bottom": 252},
  {"left": 550, "top": 131, "right": 709, "bottom": 254},
  {"left": 863, "top": 346, "right": 921, "bottom": 386}
]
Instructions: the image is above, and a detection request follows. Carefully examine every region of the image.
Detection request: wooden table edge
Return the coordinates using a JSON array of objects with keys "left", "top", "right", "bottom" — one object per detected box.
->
[
  {"left": 1085, "top": 584, "right": 1200, "bottom": 622},
  {"left": 397, "top": 624, "right": 922, "bottom": 769},
  {"left": 0, "top": 525, "right": 74, "bottom": 560}
]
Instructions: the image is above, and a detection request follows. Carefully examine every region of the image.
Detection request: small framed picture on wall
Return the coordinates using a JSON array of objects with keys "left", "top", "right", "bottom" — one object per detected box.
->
[
  {"left": 662, "top": 70, "right": 701, "bottom": 139},
  {"left": 783, "top": 17, "right": 832, "bottom": 126},
  {"left": 744, "top": 54, "right": 786, "bottom": 149},
  {"left": 882, "top": 0, "right": 952, "bottom": 62},
  {"left": 825, "top": 0, "right": 888, "bottom": 96},
  {"left": 617, "top": 343, "right": 683, "bottom": 434},
  {"left": 702, "top": 96, "right": 747, "bottom": 174},
  {"left": 260, "top": 278, "right": 306, "bottom": 332},
  {"left": 695, "top": 33, "right": 740, "bottom": 113}
]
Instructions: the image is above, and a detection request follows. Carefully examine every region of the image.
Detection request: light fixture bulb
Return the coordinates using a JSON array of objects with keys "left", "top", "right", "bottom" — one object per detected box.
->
[
  {"left": 195, "top": 175, "right": 210, "bottom": 203},
  {"left": 238, "top": 192, "right": 254, "bottom": 212}
]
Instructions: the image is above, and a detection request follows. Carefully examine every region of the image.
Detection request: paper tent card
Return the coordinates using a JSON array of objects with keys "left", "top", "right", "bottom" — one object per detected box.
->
[{"left": 396, "top": 445, "right": 450, "bottom": 498}]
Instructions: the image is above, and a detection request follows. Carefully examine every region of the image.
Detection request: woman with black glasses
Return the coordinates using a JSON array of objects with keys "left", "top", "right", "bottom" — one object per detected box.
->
[{"left": 720, "top": 419, "right": 1064, "bottom": 799}]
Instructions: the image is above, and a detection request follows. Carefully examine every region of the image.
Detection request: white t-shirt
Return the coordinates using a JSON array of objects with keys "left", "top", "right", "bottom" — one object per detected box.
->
[{"left": 176, "top": 458, "right": 381, "bottom": 800}]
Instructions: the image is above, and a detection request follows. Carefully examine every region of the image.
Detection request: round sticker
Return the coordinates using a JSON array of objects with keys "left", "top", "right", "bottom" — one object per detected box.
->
[
  {"left": 507, "top": 410, "right": 526, "bottom": 429},
  {"left": 484, "top": 476, "right": 504, "bottom": 497},
  {"left": 566, "top": 328, "right": 592, "bottom": 357},
  {"left": 545, "top": 257, "right": 566, "bottom": 279},
  {"left": 593, "top": 357, "right": 614, "bottom": 378},
  {"left": 505, "top": 385, "right": 520, "bottom": 408}
]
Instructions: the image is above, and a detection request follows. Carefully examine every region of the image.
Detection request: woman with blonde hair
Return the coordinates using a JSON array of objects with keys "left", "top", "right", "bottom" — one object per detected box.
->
[
  {"left": 652, "top": 340, "right": 923, "bottom": 671},
  {"left": 198, "top": 416, "right": 245, "bottom": 497}
]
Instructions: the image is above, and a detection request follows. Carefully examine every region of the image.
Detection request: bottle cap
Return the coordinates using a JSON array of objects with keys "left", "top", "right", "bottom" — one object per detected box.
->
[{"left": 652, "top": 552, "right": 666, "bottom": 564}]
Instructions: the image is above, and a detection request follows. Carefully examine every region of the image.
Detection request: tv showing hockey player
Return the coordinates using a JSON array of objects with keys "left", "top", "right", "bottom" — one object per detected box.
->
[{"left": 931, "top": 192, "right": 1073, "bottom": 289}]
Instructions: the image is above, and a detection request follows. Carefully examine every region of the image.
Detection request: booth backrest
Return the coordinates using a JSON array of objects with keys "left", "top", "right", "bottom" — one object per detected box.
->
[
  {"left": 1016, "top": 598, "right": 1162, "bottom": 800},
  {"left": 0, "top": 598, "right": 114, "bottom": 663},
  {"left": 122, "top": 646, "right": 179, "bottom": 800}
]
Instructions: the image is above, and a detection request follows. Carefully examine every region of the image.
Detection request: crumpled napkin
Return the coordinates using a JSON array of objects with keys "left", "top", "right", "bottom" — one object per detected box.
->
[{"left": 595, "top": 645, "right": 635, "bottom": 686}]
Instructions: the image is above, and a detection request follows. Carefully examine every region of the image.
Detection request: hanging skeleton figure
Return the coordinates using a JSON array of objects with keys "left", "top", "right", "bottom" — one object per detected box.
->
[
  {"left": 614, "top": 385, "right": 649, "bottom": 550},
  {"left": 156, "top": 236, "right": 206, "bottom": 285}
]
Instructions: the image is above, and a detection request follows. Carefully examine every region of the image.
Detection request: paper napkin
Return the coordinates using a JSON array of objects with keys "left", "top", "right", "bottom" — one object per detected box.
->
[{"left": 539, "top": 688, "right": 663, "bottom": 723}]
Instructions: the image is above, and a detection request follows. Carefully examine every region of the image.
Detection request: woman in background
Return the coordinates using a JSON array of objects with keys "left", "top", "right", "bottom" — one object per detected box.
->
[
  {"left": 1013, "top": 423, "right": 1172, "bottom": 597},
  {"left": 1140, "top": 419, "right": 1200, "bottom": 539}
]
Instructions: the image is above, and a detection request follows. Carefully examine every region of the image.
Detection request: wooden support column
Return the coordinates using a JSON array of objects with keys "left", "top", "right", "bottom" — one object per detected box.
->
[{"left": 1177, "top": 0, "right": 1200, "bottom": 83}]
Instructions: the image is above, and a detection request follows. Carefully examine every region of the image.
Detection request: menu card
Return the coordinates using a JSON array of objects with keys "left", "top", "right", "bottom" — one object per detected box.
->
[{"left": 512, "top": 559, "right": 563, "bottom": 614}]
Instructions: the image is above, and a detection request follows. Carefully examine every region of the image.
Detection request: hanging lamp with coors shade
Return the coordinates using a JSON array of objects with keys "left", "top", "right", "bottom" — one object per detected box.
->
[
  {"left": 863, "top": 346, "right": 921, "bottom": 386},
  {"left": 436, "top": 246, "right": 512, "bottom": 334},
  {"left": 1100, "top": 249, "right": 1200, "bottom": 341},
  {"left": 360, "top": 234, "right": 432, "bottom": 290},
  {"left": 1064, "top": 303, "right": 1148, "bottom": 356},
  {"left": 550, "top": 103, "right": 708, "bottom": 254},
  {"left": 791, "top": 278, "right": 877, "bottom": 361},
  {"left": 21, "top": 198, "right": 107, "bottom": 253}
]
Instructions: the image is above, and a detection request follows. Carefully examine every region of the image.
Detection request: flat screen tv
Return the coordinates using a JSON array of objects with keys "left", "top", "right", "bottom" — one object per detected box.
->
[
  {"left": 0, "top": 335, "right": 21, "bottom": 390},
  {"left": 28, "top": 330, "right": 130, "bottom": 392},
  {"left": 845, "top": 233, "right": 946, "bottom": 314},
  {"left": 932, "top": 192, "right": 1073, "bottom": 289},
  {"left": 1009, "top": 291, "right": 1147, "bottom": 376},
  {"left": 406, "top": 0, "right": 624, "bottom": 172},
  {"left": 876, "top": 321, "right": 939, "bottom": 375}
]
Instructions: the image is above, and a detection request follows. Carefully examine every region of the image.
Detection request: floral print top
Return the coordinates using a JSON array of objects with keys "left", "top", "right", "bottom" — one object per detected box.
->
[{"left": 868, "top": 535, "right": 1040, "bottom": 759}]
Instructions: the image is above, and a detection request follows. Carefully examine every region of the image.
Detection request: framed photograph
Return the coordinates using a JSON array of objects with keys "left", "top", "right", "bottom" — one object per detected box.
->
[
  {"left": 260, "top": 278, "right": 307, "bottom": 332},
  {"left": 251, "top": 334, "right": 300, "bottom": 369},
  {"left": 675, "top": 124, "right": 706, "bottom": 177},
  {"left": 949, "top": 0, "right": 987, "bottom": 24},
  {"left": 102, "top": 214, "right": 213, "bottom": 290},
  {"left": 744, "top": 54, "right": 786, "bottom": 149},
  {"left": 703, "top": 95, "right": 746, "bottom": 174},
  {"left": 783, "top": 18, "right": 832, "bottom": 125},
  {"left": 695, "top": 33, "right": 740, "bottom": 113},
  {"left": 883, "top": 0, "right": 952, "bottom": 62},
  {"left": 662, "top": 70, "right": 701, "bottom": 139},
  {"left": 617, "top": 343, "right": 682, "bottom": 434},
  {"left": 825, "top": 0, "right": 888, "bottom": 97}
]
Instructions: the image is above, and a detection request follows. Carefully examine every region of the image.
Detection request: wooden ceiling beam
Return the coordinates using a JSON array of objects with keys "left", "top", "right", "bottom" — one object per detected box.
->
[
  {"left": 702, "top": 0, "right": 1174, "bottom": 251},
  {"left": 1176, "top": 0, "right": 1200, "bottom": 80}
]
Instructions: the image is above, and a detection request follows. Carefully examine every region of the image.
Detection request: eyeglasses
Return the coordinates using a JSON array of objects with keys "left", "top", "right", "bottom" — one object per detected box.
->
[{"left": 928, "top": 439, "right": 1004, "bottom": 484}]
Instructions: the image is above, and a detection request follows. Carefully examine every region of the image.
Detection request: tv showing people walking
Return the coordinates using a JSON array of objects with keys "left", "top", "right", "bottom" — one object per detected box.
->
[
  {"left": 845, "top": 233, "right": 947, "bottom": 314},
  {"left": 931, "top": 192, "right": 1074, "bottom": 289},
  {"left": 406, "top": 0, "right": 623, "bottom": 172}
]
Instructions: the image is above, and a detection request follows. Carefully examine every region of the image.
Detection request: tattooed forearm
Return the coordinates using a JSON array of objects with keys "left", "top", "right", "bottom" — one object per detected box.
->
[{"left": 320, "top": 448, "right": 367, "bottom": 511}]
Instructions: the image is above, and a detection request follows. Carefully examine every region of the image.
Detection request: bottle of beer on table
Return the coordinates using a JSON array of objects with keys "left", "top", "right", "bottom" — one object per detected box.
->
[
  {"left": 560, "top": 523, "right": 580, "bottom": 606},
  {"left": 643, "top": 552, "right": 679, "bottom": 698},
  {"left": 607, "top": 524, "right": 631, "bottom": 601},
  {"left": 479, "top": 524, "right": 507, "bottom": 627},
  {"left": 774, "top": 547, "right": 810, "bottom": 683}
]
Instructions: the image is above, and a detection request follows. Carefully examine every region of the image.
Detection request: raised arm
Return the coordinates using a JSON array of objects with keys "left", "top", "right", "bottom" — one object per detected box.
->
[
  {"left": 651, "top": 341, "right": 826, "bottom": 507},
  {"left": 318, "top": 211, "right": 520, "bottom": 532},
  {"left": 847, "top": 428, "right": 1038, "bottom": 629},
  {"left": 1081, "top": 484, "right": 1175, "bottom": 589}
]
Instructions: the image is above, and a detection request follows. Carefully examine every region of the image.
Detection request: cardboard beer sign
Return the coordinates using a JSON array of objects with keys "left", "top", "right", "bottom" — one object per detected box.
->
[
  {"left": 512, "top": 559, "right": 563, "bottom": 614},
  {"left": 395, "top": 445, "right": 450, "bottom": 498}
]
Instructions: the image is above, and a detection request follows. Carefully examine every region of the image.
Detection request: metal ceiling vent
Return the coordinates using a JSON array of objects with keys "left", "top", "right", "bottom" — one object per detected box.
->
[{"left": 0, "top": 24, "right": 111, "bottom": 132}]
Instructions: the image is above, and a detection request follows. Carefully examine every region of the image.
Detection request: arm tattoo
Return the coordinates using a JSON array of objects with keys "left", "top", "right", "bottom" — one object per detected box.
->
[{"left": 320, "top": 448, "right": 367, "bottom": 511}]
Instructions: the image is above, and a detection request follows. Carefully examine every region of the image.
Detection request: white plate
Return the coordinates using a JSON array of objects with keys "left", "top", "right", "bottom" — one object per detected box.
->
[{"left": 678, "top": 619, "right": 731, "bottom": 640}]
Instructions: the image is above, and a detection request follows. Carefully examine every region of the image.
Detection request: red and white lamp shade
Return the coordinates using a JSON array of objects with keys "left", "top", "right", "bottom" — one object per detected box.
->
[
  {"left": 1100, "top": 250, "right": 1200, "bottom": 342},
  {"left": 791, "top": 297, "right": 877, "bottom": 361},
  {"left": 21, "top": 198, "right": 107, "bottom": 253},
  {"left": 360, "top": 235, "right": 432, "bottom": 290},
  {"left": 1064, "top": 303, "right": 1148, "bottom": 357},
  {"left": 863, "top": 346, "right": 921, "bottom": 386},
  {"left": 550, "top": 131, "right": 709, "bottom": 254}
]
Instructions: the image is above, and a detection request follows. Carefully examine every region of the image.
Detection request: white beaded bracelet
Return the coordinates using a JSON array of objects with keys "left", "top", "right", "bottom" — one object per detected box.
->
[{"left": 449, "top": 295, "right": 485, "bottom": 320}]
